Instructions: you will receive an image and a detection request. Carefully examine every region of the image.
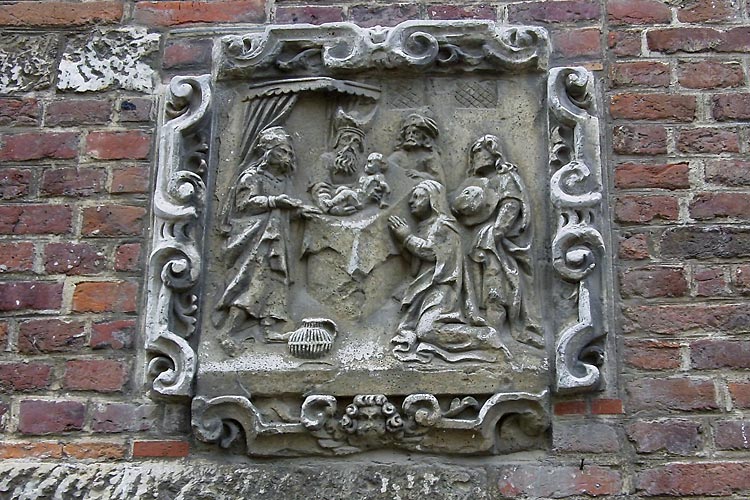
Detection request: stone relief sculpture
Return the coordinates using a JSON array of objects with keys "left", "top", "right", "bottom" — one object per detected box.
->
[{"left": 146, "top": 21, "right": 611, "bottom": 457}]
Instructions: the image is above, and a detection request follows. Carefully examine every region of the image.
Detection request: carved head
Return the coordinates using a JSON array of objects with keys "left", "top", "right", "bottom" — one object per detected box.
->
[
  {"left": 254, "top": 126, "right": 295, "bottom": 175},
  {"left": 468, "top": 134, "right": 504, "bottom": 177},
  {"left": 340, "top": 395, "right": 403, "bottom": 436},
  {"left": 332, "top": 129, "right": 365, "bottom": 177},
  {"left": 398, "top": 113, "right": 438, "bottom": 151},
  {"left": 410, "top": 180, "right": 450, "bottom": 220},
  {"left": 364, "top": 152, "right": 386, "bottom": 174}
]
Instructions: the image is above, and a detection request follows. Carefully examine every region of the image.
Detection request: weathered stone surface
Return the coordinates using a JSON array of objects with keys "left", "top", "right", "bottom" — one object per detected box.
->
[
  {"left": 0, "top": 34, "right": 58, "bottom": 92},
  {"left": 58, "top": 28, "right": 160, "bottom": 93}
]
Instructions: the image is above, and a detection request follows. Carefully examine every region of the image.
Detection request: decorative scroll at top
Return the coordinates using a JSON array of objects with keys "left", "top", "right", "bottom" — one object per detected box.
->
[{"left": 218, "top": 21, "right": 549, "bottom": 80}]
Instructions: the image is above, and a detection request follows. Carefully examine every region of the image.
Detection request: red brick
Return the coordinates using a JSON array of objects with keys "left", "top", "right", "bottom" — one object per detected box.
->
[
  {"left": 0, "top": 204, "right": 72, "bottom": 235},
  {"left": 163, "top": 39, "right": 213, "bottom": 70},
  {"left": 18, "top": 319, "right": 85, "bottom": 354},
  {"left": 647, "top": 27, "right": 725, "bottom": 53},
  {"left": 134, "top": 0, "right": 264, "bottom": 26},
  {"left": 115, "top": 243, "right": 142, "bottom": 272},
  {"left": 427, "top": 4, "right": 496, "bottom": 20},
  {"left": 110, "top": 166, "right": 150, "bottom": 194},
  {"left": 615, "top": 195, "right": 679, "bottom": 223},
  {"left": 615, "top": 162, "right": 690, "bottom": 190},
  {"left": 91, "top": 319, "right": 135, "bottom": 350},
  {"left": 86, "top": 130, "right": 150, "bottom": 160},
  {"left": 0, "top": 97, "right": 40, "bottom": 127},
  {"left": 0, "top": 282, "right": 63, "bottom": 312},
  {"left": 693, "top": 266, "right": 731, "bottom": 297},
  {"left": 734, "top": 265, "right": 750, "bottom": 295},
  {"left": 0, "top": 1, "right": 123, "bottom": 27},
  {"left": 720, "top": 27, "right": 750, "bottom": 52},
  {"left": 349, "top": 4, "right": 419, "bottom": 27},
  {"left": 41, "top": 167, "right": 105, "bottom": 197},
  {"left": 0, "top": 322, "right": 6, "bottom": 350},
  {"left": 18, "top": 400, "right": 85, "bottom": 435},
  {"left": 713, "top": 93, "right": 750, "bottom": 121},
  {"left": 552, "top": 28, "right": 601, "bottom": 58},
  {"left": 0, "top": 442, "right": 63, "bottom": 459},
  {"left": 45, "top": 242, "right": 105, "bottom": 275},
  {"left": 608, "top": 30, "right": 641, "bottom": 57},
  {"left": 496, "top": 465, "right": 622, "bottom": 498},
  {"left": 691, "top": 192, "right": 750, "bottom": 220},
  {"left": 91, "top": 402, "right": 156, "bottom": 432},
  {"left": 677, "top": 127, "right": 740, "bottom": 153},
  {"left": 627, "top": 419, "right": 702, "bottom": 455},
  {"left": 619, "top": 233, "right": 650, "bottom": 260},
  {"left": 119, "top": 98, "right": 153, "bottom": 123},
  {"left": 82, "top": 205, "right": 147, "bottom": 237},
  {"left": 677, "top": 0, "right": 740, "bottom": 23},
  {"left": 623, "top": 303, "right": 750, "bottom": 334},
  {"left": 0, "top": 363, "right": 52, "bottom": 392},
  {"left": 636, "top": 463, "right": 750, "bottom": 496},
  {"left": 678, "top": 61, "right": 745, "bottom": 89},
  {"left": 610, "top": 61, "right": 670, "bottom": 88},
  {"left": 660, "top": 226, "right": 750, "bottom": 260},
  {"left": 620, "top": 266, "right": 688, "bottom": 298},
  {"left": 613, "top": 125, "right": 667, "bottom": 155},
  {"left": 591, "top": 399, "right": 625, "bottom": 415},
  {"left": 608, "top": 0, "right": 671, "bottom": 24},
  {"left": 624, "top": 339, "right": 682, "bottom": 370},
  {"left": 553, "top": 421, "right": 620, "bottom": 452},
  {"left": 72, "top": 281, "right": 138, "bottom": 313},
  {"left": 691, "top": 339, "right": 750, "bottom": 369},
  {"left": 706, "top": 159, "right": 750, "bottom": 186},
  {"left": 64, "top": 359, "right": 128, "bottom": 392},
  {"left": 0, "top": 132, "right": 78, "bottom": 162},
  {"left": 63, "top": 442, "right": 127, "bottom": 460},
  {"left": 132, "top": 440, "right": 190, "bottom": 458},
  {"left": 554, "top": 400, "right": 587, "bottom": 415},
  {"left": 714, "top": 420, "right": 750, "bottom": 450},
  {"left": 276, "top": 6, "right": 345, "bottom": 24},
  {"left": 508, "top": 1, "right": 600, "bottom": 23},
  {"left": 610, "top": 94, "right": 696, "bottom": 122},
  {"left": 730, "top": 382, "right": 750, "bottom": 407},
  {"left": 627, "top": 377, "right": 718, "bottom": 412},
  {"left": 45, "top": 100, "right": 111, "bottom": 127},
  {"left": 0, "top": 168, "right": 31, "bottom": 200}
]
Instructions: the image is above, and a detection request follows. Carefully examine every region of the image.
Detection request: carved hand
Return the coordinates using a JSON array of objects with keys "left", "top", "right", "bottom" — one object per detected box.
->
[
  {"left": 274, "top": 194, "right": 303, "bottom": 209},
  {"left": 330, "top": 205, "right": 357, "bottom": 216},
  {"left": 299, "top": 205, "right": 322, "bottom": 219},
  {"left": 388, "top": 215, "right": 410, "bottom": 241}
]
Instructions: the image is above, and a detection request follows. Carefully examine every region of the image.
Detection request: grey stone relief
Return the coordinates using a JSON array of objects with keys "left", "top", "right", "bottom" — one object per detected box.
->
[
  {"left": 0, "top": 34, "right": 59, "bottom": 92},
  {"left": 146, "top": 21, "right": 609, "bottom": 456}
]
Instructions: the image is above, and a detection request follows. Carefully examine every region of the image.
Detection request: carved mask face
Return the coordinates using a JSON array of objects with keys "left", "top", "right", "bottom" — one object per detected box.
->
[
  {"left": 470, "top": 147, "right": 496, "bottom": 176},
  {"left": 409, "top": 187, "right": 431, "bottom": 219},
  {"left": 357, "top": 405, "right": 386, "bottom": 436},
  {"left": 402, "top": 125, "right": 429, "bottom": 150}
]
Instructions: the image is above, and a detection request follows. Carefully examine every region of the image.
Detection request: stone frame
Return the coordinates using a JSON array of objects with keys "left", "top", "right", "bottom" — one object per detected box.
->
[{"left": 144, "top": 21, "right": 610, "bottom": 456}]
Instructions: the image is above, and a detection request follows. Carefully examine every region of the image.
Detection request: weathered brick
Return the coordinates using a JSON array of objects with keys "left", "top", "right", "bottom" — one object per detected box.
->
[
  {"left": 508, "top": 1, "right": 600, "bottom": 23},
  {"left": 82, "top": 205, "right": 147, "bottom": 237},
  {"left": 110, "top": 166, "right": 150, "bottom": 194},
  {"left": 613, "top": 125, "right": 667, "bottom": 155},
  {"left": 427, "top": 4, "right": 495, "bottom": 20},
  {"left": 619, "top": 233, "right": 650, "bottom": 260},
  {"left": 624, "top": 339, "right": 681, "bottom": 370},
  {"left": 620, "top": 266, "right": 688, "bottom": 298},
  {"left": 18, "top": 319, "right": 85, "bottom": 354},
  {"left": 608, "top": 0, "right": 671, "bottom": 25},
  {"left": 86, "top": 131, "right": 151, "bottom": 160},
  {"left": 91, "top": 319, "right": 135, "bottom": 350},
  {"left": 0, "top": 322, "right": 7, "bottom": 350},
  {"left": 714, "top": 420, "right": 750, "bottom": 450},
  {"left": 660, "top": 226, "right": 750, "bottom": 260},
  {"left": 734, "top": 265, "right": 750, "bottom": 295},
  {"left": 72, "top": 281, "right": 138, "bottom": 313},
  {"left": 0, "top": 282, "right": 63, "bottom": 312},
  {"left": 647, "top": 27, "right": 750, "bottom": 53},
  {"left": 495, "top": 465, "right": 622, "bottom": 498},
  {"left": 615, "top": 162, "right": 690, "bottom": 190},
  {"left": 134, "top": 0, "right": 265, "bottom": 26},
  {"left": 18, "top": 400, "right": 86, "bottom": 435},
  {"left": 677, "top": 127, "right": 740, "bottom": 154},
  {"left": 349, "top": 4, "right": 419, "bottom": 27},
  {"left": 623, "top": 303, "right": 750, "bottom": 334},
  {"left": 729, "top": 382, "right": 750, "bottom": 407},
  {"left": 691, "top": 339, "right": 750, "bottom": 369},
  {"left": 636, "top": 463, "right": 750, "bottom": 496},
  {"left": 0, "top": 168, "right": 31, "bottom": 200},
  {"left": 553, "top": 420, "right": 620, "bottom": 453},
  {"left": 627, "top": 419, "right": 702, "bottom": 455},
  {"left": 627, "top": 377, "right": 718, "bottom": 412},
  {"left": 693, "top": 266, "right": 731, "bottom": 297},
  {"left": 64, "top": 359, "right": 128, "bottom": 392},
  {"left": 554, "top": 400, "right": 587, "bottom": 415},
  {"left": 691, "top": 192, "right": 750, "bottom": 220},
  {"left": 713, "top": 93, "right": 750, "bottom": 121},
  {"left": 0, "top": 132, "right": 78, "bottom": 162},
  {"left": 552, "top": 28, "right": 601, "bottom": 58},
  {"left": 608, "top": 30, "right": 641, "bottom": 57},
  {"left": 591, "top": 399, "right": 625, "bottom": 415},
  {"left": 163, "top": 39, "right": 213, "bottom": 70},
  {"left": 45, "top": 100, "right": 111, "bottom": 127},
  {"left": 0, "top": 363, "right": 52, "bottom": 392},
  {"left": 677, "top": 0, "right": 740, "bottom": 23},
  {"left": 114, "top": 243, "right": 142, "bottom": 272},
  {"left": 0, "top": 204, "right": 72, "bottom": 235},
  {"left": 132, "top": 440, "right": 190, "bottom": 458},
  {"left": 62, "top": 442, "right": 127, "bottom": 460},
  {"left": 611, "top": 94, "right": 696, "bottom": 122},
  {"left": 91, "top": 402, "right": 157, "bottom": 433},
  {"left": 119, "top": 98, "right": 153, "bottom": 123},
  {"left": 276, "top": 6, "right": 345, "bottom": 24},
  {"left": 615, "top": 195, "right": 679, "bottom": 223},
  {"left": 41, "top": 167, "right": 105, "bottom": 197},
  {"left": 719, "top": 27, "right": 750, "bottom": 52},
  {"left": 45, "top": 242, "right": 105, "bottom": 275},
  {"left": 0, "top": 1, "right": 123, "bottom": 27},
  {"left": 0, "top": 97, "right": 40, "bottom": 127},
  {"left": 678, "top": 61, "right": 745, "bottom": 89},
  {"left": 706, "top": 160, "right": 750, "bottom": 186},
  {"left": 0, "top": 442, "right": 63, "bottom": 459},
  {"left": 611, "top": 61, "right": 670, "bottom": 88}
]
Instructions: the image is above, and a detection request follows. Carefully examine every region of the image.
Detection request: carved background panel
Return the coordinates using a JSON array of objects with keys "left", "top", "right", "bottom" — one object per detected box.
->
[{"left": 146, "top": 21, "right": 610, "bottom": 457}]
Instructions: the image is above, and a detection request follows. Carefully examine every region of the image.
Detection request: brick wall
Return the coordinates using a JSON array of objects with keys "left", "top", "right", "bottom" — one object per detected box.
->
[{"left": 1, "top": 0, "right": 749, "bottom": 497}]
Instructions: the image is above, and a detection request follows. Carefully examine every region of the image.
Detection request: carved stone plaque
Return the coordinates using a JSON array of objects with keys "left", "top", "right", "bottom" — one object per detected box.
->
[{"left": 145, "top": 21, "right": 610, "bottom": 457}]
